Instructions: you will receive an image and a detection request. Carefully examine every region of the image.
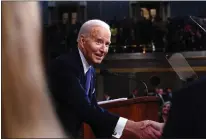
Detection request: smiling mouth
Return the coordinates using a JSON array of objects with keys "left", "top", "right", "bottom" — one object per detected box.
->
[{"left": 95, "top": 54, "right": 104, "bottom": 58}]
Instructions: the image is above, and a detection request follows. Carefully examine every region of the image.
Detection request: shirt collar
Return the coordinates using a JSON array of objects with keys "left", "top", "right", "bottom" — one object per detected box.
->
[{"left": 78, "top": 48, "right": 91, "bottom": 74}]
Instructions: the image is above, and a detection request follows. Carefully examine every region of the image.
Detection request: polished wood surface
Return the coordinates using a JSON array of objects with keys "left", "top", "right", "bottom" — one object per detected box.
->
[{"left": 83, "top": 96, "right": 160, "bottom": 139}]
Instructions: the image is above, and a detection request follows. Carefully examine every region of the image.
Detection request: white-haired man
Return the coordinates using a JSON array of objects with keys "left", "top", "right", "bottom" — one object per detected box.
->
[{"left": 49, "top": 19, "right": 163, "bottom": 139}]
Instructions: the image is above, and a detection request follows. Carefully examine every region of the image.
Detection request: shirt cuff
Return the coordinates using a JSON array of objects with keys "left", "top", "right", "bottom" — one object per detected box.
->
[{"left": 112, "top": 117, "right": 128, "bottom": 138}]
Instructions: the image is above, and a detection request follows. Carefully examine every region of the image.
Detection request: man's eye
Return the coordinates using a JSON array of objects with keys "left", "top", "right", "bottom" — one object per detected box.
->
[
  {"left": 106, "top": 43, "right": 110, "bottom": 47},
  {"left": 96, "top": 39, "right": 103, "bottom": 44}
]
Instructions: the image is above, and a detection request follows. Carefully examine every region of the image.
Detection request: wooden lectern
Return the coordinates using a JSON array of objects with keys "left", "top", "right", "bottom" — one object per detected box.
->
[{"left": 83, "top": 96, "right": 160, "bottom": 139}]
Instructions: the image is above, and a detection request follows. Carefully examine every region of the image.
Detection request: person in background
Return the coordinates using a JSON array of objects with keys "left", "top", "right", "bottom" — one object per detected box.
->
[
  {"left": 128, "top": 88, "right": 139, "bottom": 99},
  {"left": 154, "top": 88, "right": 159, "bottom": 94},
  {"left": 155, "top": 88, "right": 164, "bottom": 105},
  {"left": 160, "top": 101, "right": 171, "bottom": 123},
  {"left": 166, "top": 88, "right": 172, "bottom": 98},
  {"left": 2, "top": 1, "right": 65, "bottom": 138},
  {"left": 163, "top": 88, "right": 172, "bottom": 102},
  {"left": 104, "top": 93, "right": 112, "bottom": 101},
  {"left": 162, "top": 77, "right": 206, "bottom": 138},
  {"left": 158, "top": 88, "right": 164, "bottom": 95}
]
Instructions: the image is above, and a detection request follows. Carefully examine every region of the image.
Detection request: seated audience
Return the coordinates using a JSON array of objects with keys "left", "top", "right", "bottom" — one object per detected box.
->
[
  {"left": 163, "top": 88, "right": 172, "bottom": 102},
  {"left": 128, "top": 88, "right": 139, "bottom": 99},
  {"left": 155, "top": 88, "right": 165, "bottom": 105},
  {"left": 103, "top": 93, "right": 112, "bottom": 101}
]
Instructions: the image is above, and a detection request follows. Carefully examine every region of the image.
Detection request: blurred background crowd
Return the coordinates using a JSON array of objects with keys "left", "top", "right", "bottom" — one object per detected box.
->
[
  {"left": 41, "top": 1, "right": 206, "bottom": 60},
  {"left": 45, "top": 15, "right": 206, "bottom": 58}
]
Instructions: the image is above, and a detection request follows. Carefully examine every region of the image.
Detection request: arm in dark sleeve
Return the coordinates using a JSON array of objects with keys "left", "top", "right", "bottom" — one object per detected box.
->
[
  {"left": 162, "top": 86, "right": 194, "bottom": 138},
  {"left": 50, "top": 59, "right": 119, "bottom": 138}
]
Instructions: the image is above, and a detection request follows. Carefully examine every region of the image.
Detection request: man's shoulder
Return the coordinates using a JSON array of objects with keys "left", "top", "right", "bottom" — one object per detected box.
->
[
  {"left": 174, "top": 77, "right": 206, "bottom": 100},
  {"left": 185, "top": 77, "right": 206, "bottom": 92},
  {"left": 54, "top": 50, "right": 80, "bottom": 65},
  {"left": 52, "top": 54, "right": 72, "bottom": 68},
  {"left": 50, "top": 52, "right": 82, "bottom": 74}
]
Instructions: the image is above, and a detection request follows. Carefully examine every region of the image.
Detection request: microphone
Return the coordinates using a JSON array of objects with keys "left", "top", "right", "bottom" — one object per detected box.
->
[{"left": 99, "top": 69, "right": 149, "bottom": 96}]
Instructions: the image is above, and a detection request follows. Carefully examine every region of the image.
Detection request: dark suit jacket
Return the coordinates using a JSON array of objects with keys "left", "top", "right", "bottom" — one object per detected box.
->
[
  {"left": 48, "top": 48, "right": 119, "bottom": 138},
  {"left": 162, "top": 77, "right": 206, "bottom": 138}
]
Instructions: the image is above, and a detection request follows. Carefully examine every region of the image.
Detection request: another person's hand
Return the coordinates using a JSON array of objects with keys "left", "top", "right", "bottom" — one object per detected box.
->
[
  {"left": 146, "top": 120, "right": 165, "bottom": 133},
  {"left": 121, "top": 120, "right": 162, "bottom": 139}
]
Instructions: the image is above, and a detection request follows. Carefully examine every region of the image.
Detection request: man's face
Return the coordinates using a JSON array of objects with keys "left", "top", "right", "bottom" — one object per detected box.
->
[
  {"left": 79, "top": 26, "right": 111, "bottom": 64},
  {"left": 155, "top": 88, "right": 159, "bottom": 93},
  {"left": 167, "top": 88, "right": 172, "bottom": 93},
  {"left": 104, "top": 94, "right": 109, "bottom": 98},
  {"left": 158, "top": 89, "right": 163, "bottom": 95},
  {"left": 133, "top": 90, "right": 138, "bottom": 95}
]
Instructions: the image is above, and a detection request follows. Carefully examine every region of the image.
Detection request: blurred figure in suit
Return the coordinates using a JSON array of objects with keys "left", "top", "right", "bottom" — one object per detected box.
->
[
  {"left": 155, "top": 88, "right": 165, "bottom": 106},
  {"left": 104, "top": 93, "right": 112, "bottom": 101},
  {"left": 2, "top": 2, "right": 65, "bottom": 138},
  {"left": 162, "top": 77, "right": 206, "bottom": 138}
]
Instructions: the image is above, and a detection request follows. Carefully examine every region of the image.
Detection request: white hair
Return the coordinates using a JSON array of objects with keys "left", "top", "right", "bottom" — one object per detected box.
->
[
  {"left": 162, "top": 101, "right": 172, "bottom": 108},
  {"left": 77, "top": 19, "right": 110, "bottom": 41}
]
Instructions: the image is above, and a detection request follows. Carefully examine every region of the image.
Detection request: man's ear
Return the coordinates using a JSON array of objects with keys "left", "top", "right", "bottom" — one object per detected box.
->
[{"left": 79, "top": 34, "right": 86, "bottom": 49}]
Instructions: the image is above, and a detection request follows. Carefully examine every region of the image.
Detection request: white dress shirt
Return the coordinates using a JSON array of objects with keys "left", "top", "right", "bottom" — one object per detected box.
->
[{"left": 78, "top": 48, "right": 128, "bottom": 138}]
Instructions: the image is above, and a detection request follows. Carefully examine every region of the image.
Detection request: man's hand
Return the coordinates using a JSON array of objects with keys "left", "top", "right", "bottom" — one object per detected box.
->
[{"left": 121, "top": 120, "right": 162, "bottom": 139}]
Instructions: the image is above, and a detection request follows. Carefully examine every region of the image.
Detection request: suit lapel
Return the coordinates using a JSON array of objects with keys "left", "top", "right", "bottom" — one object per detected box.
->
[
  {"left": 71, "top": 48, "right": 95, "bottom": 99},
  {"left": 69, "top": 48, "right": 87, "bottom": 90}
]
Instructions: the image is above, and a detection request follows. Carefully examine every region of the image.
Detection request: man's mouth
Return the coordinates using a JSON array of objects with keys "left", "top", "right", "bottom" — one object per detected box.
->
[{"left": 95, "top": 54, "right": 104, "bottom": 58}]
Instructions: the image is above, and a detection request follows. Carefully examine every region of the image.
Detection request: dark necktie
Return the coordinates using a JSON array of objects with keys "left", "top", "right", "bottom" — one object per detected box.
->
[{"left": 85, "top": 67, "right": 92, "bottom": 96}]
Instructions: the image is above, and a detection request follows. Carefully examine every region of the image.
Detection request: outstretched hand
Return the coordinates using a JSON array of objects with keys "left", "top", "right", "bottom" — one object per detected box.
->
[
  {"left": 121, "top": 120, "right": 162, "bottom": 139},
  {"left": 141, "top": 120, "right": 165, "bottom": 133}
]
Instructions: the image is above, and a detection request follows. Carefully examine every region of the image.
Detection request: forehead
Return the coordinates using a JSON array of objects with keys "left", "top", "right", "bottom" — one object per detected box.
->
[
  {"left": 164, "top": 104, "right": 170, "bottom": 107},
  {"left": 89, "top": 26, "right": 111, "bottom": 40}
]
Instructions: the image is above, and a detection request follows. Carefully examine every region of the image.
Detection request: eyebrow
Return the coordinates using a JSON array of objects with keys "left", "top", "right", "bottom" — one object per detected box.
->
[
  {"left": 107, "top": 41, "right": 111, "bottom": 45},
  {"left": 96, "top": 37, "right": 111, "bottom": 45}
]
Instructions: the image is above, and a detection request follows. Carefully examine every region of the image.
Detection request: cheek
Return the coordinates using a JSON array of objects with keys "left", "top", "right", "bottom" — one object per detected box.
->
[
  {"left": 90, "top": 43, "right": 101, "bottom": 52},
  {"left": 100, "top": 46, "right": 109, "bottom": 56},
  {"left": 85, "top": 44, "right": 98, "bottom": 56},
  {"left": 104, "top": 47, "right": 109, "bottom": 54}
]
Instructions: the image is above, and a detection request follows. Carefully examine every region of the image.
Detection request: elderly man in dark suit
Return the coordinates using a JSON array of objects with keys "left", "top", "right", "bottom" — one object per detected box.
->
[{"left": 49, "top": 19, "right": 162, "bottom": 139}]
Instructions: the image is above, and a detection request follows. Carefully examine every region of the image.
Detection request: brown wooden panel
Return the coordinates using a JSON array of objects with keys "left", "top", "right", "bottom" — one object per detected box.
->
[{"left": 83, "top": 96, "right": 159, "bottom": 139}]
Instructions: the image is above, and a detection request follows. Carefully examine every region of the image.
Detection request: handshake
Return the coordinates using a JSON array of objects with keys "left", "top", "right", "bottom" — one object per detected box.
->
[{"left": 121, "top": 120, "right": 164, "bottom": 139}]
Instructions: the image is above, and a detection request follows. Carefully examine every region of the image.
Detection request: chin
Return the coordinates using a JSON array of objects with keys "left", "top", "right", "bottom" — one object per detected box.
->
[{"left": 93, "top": 59, "right": 102, "bottom": 64}]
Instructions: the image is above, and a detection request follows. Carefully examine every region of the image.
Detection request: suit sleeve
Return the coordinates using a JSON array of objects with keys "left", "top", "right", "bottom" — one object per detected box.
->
[
  {"left": 50, "top": 59, "right": 119, "bottom": 138},
  {"left": 162, "top": 84, "right": 196, "bottom": 138}
]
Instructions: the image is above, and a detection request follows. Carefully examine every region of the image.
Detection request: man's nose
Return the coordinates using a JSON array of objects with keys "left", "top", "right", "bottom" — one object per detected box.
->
[{"left": 100, "top": 44, "right": 107, "bottom": 53}]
